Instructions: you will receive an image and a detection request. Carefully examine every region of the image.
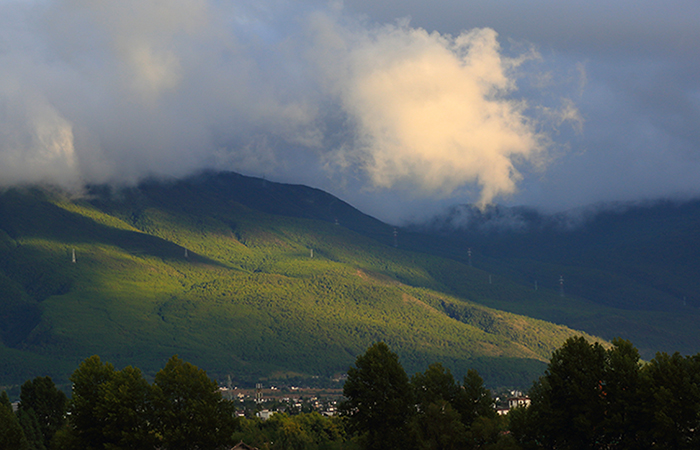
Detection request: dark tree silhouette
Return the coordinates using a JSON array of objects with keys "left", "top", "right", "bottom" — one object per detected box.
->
[{"left": 340, "top": 342, "right": 416, "bottom": 450}]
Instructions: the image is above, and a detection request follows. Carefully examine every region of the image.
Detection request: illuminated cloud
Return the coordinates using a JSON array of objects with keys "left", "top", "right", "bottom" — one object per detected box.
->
[{"left": 310, "top": 17, "right": 548, "bottom": 206}]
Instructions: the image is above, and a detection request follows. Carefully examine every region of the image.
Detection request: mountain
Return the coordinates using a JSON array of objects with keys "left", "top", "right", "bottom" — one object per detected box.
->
[
  {"left": 0, "top": 172, "right": 600, "bottom": 389},
  {"left": 403, "top": 201, "right": 700, "bottom": 359}
]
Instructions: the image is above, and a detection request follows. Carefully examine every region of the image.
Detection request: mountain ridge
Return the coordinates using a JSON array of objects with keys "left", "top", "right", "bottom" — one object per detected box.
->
[{"left": 1, "top": 172, "right": 698, "bottom": 389}]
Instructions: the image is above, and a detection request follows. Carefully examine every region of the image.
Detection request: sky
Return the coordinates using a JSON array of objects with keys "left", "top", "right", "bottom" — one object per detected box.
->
[{"left": 0, "top": 0, "right": 698, "bottom": 223}]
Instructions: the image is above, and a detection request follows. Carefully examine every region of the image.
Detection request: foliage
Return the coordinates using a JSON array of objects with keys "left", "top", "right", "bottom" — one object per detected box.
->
[
  {"left": 0, "top": 179, "right": 596, "bottom": 389},
  {"left": 152, "top": 355, "right": 237, "bottom": 450},
  {"left": 233, "top": 412, "right": 354, "bottom": 450},
  {"left": 341, "top": 342, "right": 513, "bottom": 450},
  {"left": 405, "top": 201, "right": 700, "bottom": 360},
  {"left": 0, "top": 390, "right": 29, "bottom": 450},
  {"left": 67, "top": 355, "right": 119, "bottom": 449},
  {"left": 412, "top": 400, "right": 466, "bottom": 450},
  {"left": 61, "top": 354, "right": 236, "bottom": 450},
  {"left": 340, "top": 342, "right": 416, "bottom": 450},
  {"left": 409, "top": 363, "right": 509, "bottom": 450},
  {"left": 98, "top": 365, "right": 156, "bottom": 449},
  {"left": 17, "top": 408, "right": 46, "bottom": 450},
  {"left": 411, "top": 363, "right": 461, "bottom": 411},
  {"left": 639, "top": 352, "right": 700, "bottom": 448},
  {"left": 511, "top": 336, "right": 700, "bottom": 450},
  {"left": 18, "top": 376, "right": 67, "bottom": 450},
  {"left": 458, "top": 369, "right": 497, "bottom": 425},
  {"left": 10, "top": 337, "right": 700, "bottom": 450}
]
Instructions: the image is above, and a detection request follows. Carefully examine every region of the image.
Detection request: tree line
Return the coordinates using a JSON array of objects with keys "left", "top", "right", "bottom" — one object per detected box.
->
[
  {"left": 3, "top": 337, "right": 700, "bottom": 449},
  {"left": 1, "top": 355, "right": 236, "bottom": 450}
]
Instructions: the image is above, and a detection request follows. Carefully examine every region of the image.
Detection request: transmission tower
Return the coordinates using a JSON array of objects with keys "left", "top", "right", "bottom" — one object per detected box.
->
[{"left": 559, "top": 275, "right": 565, "bottom": 297}]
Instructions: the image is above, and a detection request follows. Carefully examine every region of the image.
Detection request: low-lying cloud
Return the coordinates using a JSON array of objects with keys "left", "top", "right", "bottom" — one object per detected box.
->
[{"left": 0, "top": 0, "right": 580, "bottom": 218}]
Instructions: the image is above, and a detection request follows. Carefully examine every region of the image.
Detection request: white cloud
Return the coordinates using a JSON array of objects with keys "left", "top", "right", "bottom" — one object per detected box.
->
[
  {"left": 310, "top": 17, "right": 549, "bottom": 206},
  {"left": 0, "top": 89, "right": 80, "bottom": 188}
]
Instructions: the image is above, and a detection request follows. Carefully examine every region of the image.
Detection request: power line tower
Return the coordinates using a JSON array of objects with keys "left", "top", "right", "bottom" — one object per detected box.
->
[
  {"left": 467, "top": 248, "right": 472, "bottom": 267},
  {"left": 71, "top": 248, "right": 76, "bottom": 264},
  {"left": 559, "top": 275, "right": 565, "bottom": 297},
  {"left": 393, "top": 228, "right": 398, "bottom": 248}
]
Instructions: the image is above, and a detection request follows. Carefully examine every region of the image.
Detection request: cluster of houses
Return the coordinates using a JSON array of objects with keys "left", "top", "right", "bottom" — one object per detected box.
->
[
  {"left": 219, "top": 385, "right": 340, "bottom": 419},
  {"left": 220, "top": 385, "right": 530, "bottom": 420},
  {"left": 496, "top": 391, "right": 531, "bottom": 415}
]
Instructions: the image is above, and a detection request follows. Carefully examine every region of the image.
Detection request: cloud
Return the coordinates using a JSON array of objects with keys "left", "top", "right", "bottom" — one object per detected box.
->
[
  {"left": 338, "top": 0, "right": 700, "bottom": 218},
  {"left": 309, "top": 16, "right": 552, "bottom": 206},
  {"left": 0, "top": 0, "right": 326, "bottom": 188},
  {"left": 0, "top": 0, "right": 567, "bottom": 214},
  {"left": 0, "top": 88, "right": 80, "bottom": 188}
]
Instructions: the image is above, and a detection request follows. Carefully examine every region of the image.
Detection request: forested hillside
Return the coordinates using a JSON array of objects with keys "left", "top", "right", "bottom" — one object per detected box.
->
[
  {"left": 404, "top": 201, "right": 700, "bottom": 359},
  {"left": 0, "top": 173, "right": 600, "bottom": 389}
]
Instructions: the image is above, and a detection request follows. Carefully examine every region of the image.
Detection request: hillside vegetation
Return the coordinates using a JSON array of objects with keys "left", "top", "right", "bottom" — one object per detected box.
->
[
  {"left": 405, "top": 202, "right": 700, "bottom": 359},
  {"left": 0, "top": 173, "right": 601, "bottom": 388}
]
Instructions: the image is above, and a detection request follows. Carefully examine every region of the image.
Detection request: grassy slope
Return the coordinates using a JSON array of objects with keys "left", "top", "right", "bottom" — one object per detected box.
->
[{"left": 0, "top": 182, "right": 601, "bottom": 389}]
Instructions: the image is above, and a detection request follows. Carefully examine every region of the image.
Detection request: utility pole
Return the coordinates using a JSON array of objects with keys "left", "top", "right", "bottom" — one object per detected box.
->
[{"left": 71, "top": 248, "right": 76, "bottom": 264}]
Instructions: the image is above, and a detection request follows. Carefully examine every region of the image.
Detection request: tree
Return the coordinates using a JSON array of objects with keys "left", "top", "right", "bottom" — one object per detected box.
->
[
  {"left": 264, "top": 413, "right": 315, "bottom": 450},
  {"left": 63, "top": 354, "right": 237, "bottom": 450},
  {"left": 68, "top": 355, "right": 117, "bottom": 450},
  {"left": 411, "top": 363, "right": 461, "bottom": 412},
  {"left": 639, "top": 351, "right": 700, "bottom": 449},
  {"left": 151, "top": 355, "right": 237, "bottom": 450},
  {"left": 410, "top": 363, "right": 469, "bottom": 450},
  {"left": 18, "top": 376, "right": 67, "bottom": 449},
  {"left": 66, "top": 356, "right": 156, "bottom": 450},
  {"left": 511, "top": 337, "right": 608, "bottom": 449},
  {"left": 0, "top": 390, "right": 29, "bottom": 450},
  {"left": 511, "top": 337, "right": 648, "bottom": 450},
  {"left": 456, "top": 369, "right": 496, "bottom": 426},
  {"left": 600, "top": 338, "right": 644, "bottom": 449},
  {"left": 411, "top": 400, "right": 466, "bottom": 450},
  {"left": 340, "top": 342, "right": 416, "bottom": 450},
  {"left": 17, "top": 408, "right": 45, "bottom": 450},
  {"left": 97, "top": 365, "right": 156, "bottom": 449}
]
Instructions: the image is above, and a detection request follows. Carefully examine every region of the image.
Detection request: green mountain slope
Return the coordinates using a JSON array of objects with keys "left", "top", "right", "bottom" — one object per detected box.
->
[
  {"left": 404, "top": 202, "right": 700, "bottom": 359},
  {"left": 0, "top": 175, "right": 600, "bottom": 388}
]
